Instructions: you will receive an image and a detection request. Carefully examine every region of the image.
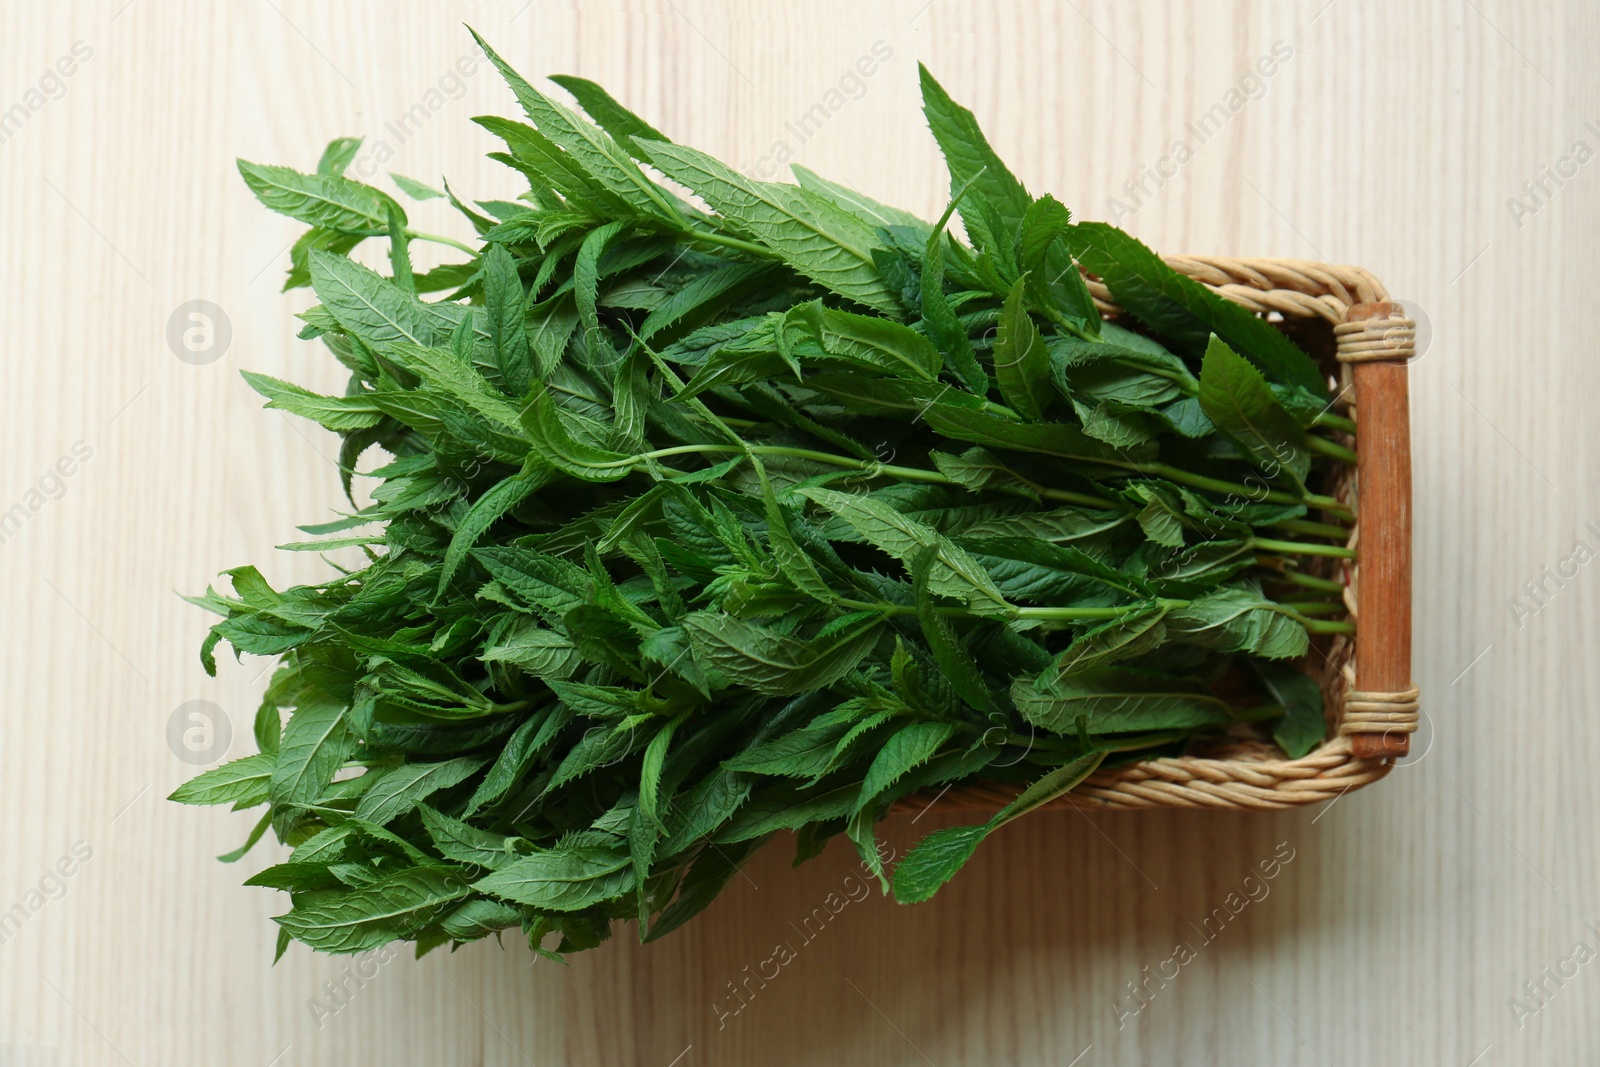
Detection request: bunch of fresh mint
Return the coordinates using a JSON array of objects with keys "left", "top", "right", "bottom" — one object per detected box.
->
[{"left": 172, "top": 30, "right": 1354, "bottom": 961}]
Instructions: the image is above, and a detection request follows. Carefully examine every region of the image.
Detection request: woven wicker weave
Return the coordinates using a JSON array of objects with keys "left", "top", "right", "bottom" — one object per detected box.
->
[{"left": 896, "top": 255, "right": 1418, "bottom": 813}]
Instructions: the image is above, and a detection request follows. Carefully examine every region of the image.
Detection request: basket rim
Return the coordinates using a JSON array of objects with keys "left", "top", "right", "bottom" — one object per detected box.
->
[{"left": 897, "top": 253, "right": 1410, "bottom": 814}]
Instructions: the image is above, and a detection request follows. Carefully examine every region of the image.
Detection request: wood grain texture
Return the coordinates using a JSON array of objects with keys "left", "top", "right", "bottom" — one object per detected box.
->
[
  {"left": 1348, "top": 302, "right": 1414, "bottom": 760},
  {"left": 1, "top": 1, "right": 1596, "bottom": 1064}
]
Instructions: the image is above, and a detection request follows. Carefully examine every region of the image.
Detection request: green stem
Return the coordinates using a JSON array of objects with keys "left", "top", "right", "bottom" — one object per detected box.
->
[
  {"left": 1116, "top": 358, "right": 1198, "bottom": 394},
  {"left": 844, "top": 590, "right": 1352, "bottom": 639},
  {"left": 1001, "top": 732, "right": 1084, "bottom": 753},
  {"left": 1136, "top": 461, "right": 1350, "bottom": 516},
  {"left": 1307, "top": 435, "right": 1358, "bottom": 464},
  {"left": 1040, "top": 306, "right": 1099, "bottom": 342},
  {"left": 1275, "top": 570, "right": 1348, "bottom": 594},
  {"left": 1276, "top": 601, "right": 1346, "bottom": 616},
  {"left": 296, "top": 803, "right": 357, "bottom": 817},
  {"left": 699, "top": 414, "right": 760, "bottom": 430},
  {"left": 636, "top": 444, "right": 1350, "bottom": 537},
  {"left": 836, "top": 598, "right": 1165, "bottom": 622},
  {"left": 1230, "top": 703, "right": 1290, "bottom": 724},
  {"left": 1094, "top": 729, "right": 1193, "bottom": 752},
  {"left": 1271, "top": 518, "right": 1350, "bottom": 539},
  {"left": 406, "top": 230, "right": 478, "bottom": 255},
  {"left": 1252, "top": 537, "right": 1356, "bottom": 559},
  {"left": 645, "top": 443, "right": 1114, "bottom": 505},
  {"left": 1028, "top": 482, "right": 1119, "bottom": 509},
  {"left": 1014, "top": 603, "right": 1183, "bottom": 620},
  {"left": 1313, "top": 411, "right": 1358, "bottom": 434},
  {"left": 682, "top": 225, "right": 780, "bottom": 260}
]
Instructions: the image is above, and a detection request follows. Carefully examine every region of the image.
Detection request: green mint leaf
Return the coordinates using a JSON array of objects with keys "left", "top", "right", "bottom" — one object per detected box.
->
[
  {"left": 418, "top": 804, "right": 520, "bottom": 869},
  {"left": 638, "top": 139, "right": 899, "bottom": 313},
  {"left": 308, "top": 250, "right": 440, "bottom": 347},
  {"left": 1068, "top": 222, "right": 1325, "bottom": 394},
  {"left": 791, "top": 165, "right": 931, "bottom": 233},
  {"left": 921, "top": 227, "right": 987, "bottom": 393},
  {"left": 438, "top": 898, "right": 522, "bottom": 940},
  {"left": 809, "top": 302, "right": 941, "bottom": 381},
  {"left": 1018, "top": 193, "right": 1097, "bottom": 327},
  {"left": 800, "top": 487, "right": 1012, "bottom": 616},
  {"left": 1163, "top": 586, "right": 1310, "bottom": 660},
  {"left": 463, "top": 706, "right": 574, "bottom": 817},
  {"left": 917, "top": 64, "right": 1029, "bottom": 246},
  {"left": 390, "top": 172, "right": 445, "bottom": 200},
  {"left": 643, "top": 837, "right": 764, "bottom": 942},
  {"left": 993, "top": 279, "right": 1053, "bottom": 420},
  {"left": 1012, "top": 668, "right": 1231, "bottom": 734},
  {"left": 1249, "top": 659, "right": 1327, "bottom": 758},
  {"left": 991, "top": 750, "right": 1105, "bottom": 825},
  {"left": 238, "top": 160, "right": 402, "bottom": 233},
  {"left": 471, "top": 843, "right": 634, "bottom": 911},
  {"left": 911, "top": 548, "right": 1001, "bottom": 714},
  {"left": 480, "top": 243, "right": 532, "bottom": 393},
  {"left": 471, "top": 30, "right": 678, "bottom": 222},
  {"left": 353, "top": 756, "right": 487, "bottom": 826},
  {"left": 855, "top": 721, "right": 956, "bottom": 816},
  {"left": 240, "top": 371, "right": 385, "bottom": 433},
  {"left": 436, "top": 469, "right": 550, "bottom": 599},
  {"left": 316, "top": 137, "right": 363, "bottom": 176},
  {"left": 216, "top": 810, "right": 275, "bottom": 863},
  {"left": 891, "top": 823, "right": 991, "bottom": 904},
  {"left": 1197, "top": 335, "right": 1311, "bottom": 484},
  {"left": 681, "top": 611, "right": 884, "bottom": 697},
  {"left": 724, "top": 716, "right": 853, "bottom": 778},
  {"left": 269, "top": 698, "right": 354, "bottom": 812},
  {"left": 168, "top": 754, "right": 275, "bottom": 807},
  {"left": 274, "top": 867, "right": 471, "bottom": 953},
  {"left": 548, "top": 74, "right": 670, "bottom": 152}
]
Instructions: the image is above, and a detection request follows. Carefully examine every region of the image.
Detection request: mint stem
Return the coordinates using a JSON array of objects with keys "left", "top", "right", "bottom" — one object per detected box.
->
[
  {"left": 1277, "top": 570, "right": 1347, "bottom": 594},
  {"left": 1306, "top": 436, "right": 1358, "bottom": 464},
  {"left": 1252, "top": 537, "right": 1355, "bottom": 559},
  {"left": 1272, "top": 518, "right": 1350, "bottom": 539},
  {"left": 406, "top": 229, "right": 478, "bottom": 255},
  {"left": 636, "top": 444, "right": 1349, "bottom": 526}
]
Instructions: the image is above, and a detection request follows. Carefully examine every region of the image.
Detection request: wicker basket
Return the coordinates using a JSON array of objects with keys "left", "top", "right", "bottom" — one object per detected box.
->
[{"left": 897, "top": 256, "right": 1419, "bottom": 812}]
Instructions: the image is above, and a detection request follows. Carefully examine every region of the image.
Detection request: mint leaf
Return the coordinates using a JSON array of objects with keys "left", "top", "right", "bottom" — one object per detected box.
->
[
  {"left": 1197, "top": 334, "right": 1311, "bottom": 484},
  {"left": 681, "top": 612, "right": 884, "bottom": 696},
  {"left": 239, "top": 160, "right": 401, "bottom": 233},
  {"left": 167, "top": 754, "right": 274, "bottom": 806},
  {"left": 993, "top": 279, "right": 1053, "bottom": 420},
  {"left": 1068, "top": 223, "right": 1325, "bottom": 394},
  {"left": 390, "top": 172, "right": 445, "bottom": 200},
  {"left": 917, "top": 65, "right": 1029, "bottom": 244},
  {"left": 270, "top": 699, "right": 354, "bottom": 812},
  {"left": 317, "top": 137, "right": 363, "bottom": 176},
  {"left": 472, "top": 843, "right": 634, "bottom": 911},
  {"left": 890, "top": 823, "right": 990, "bottom": 904},
  {"left": 274, "top": 867, "right": 470, "bottom": 953},
  {"left": 1250, "top": 660, "right": 1327, "bottom": 759},
  {"left": 471, "top": 31, "right": 678, "bottom": 222},
  {"left": 353, "top": 756, "right": 486, "bottom": 825},
  {"left": 1012, "top": 669, "right": 1232, "bottom": 734},
  {"left": 639, "top": 139, "right": 898, "bottom": 313}
]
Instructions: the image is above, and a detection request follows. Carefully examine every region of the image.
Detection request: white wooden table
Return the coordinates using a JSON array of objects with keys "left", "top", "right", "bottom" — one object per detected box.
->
[{"left": 2, "top": 2, "right": 1594, "bottom": 1063}]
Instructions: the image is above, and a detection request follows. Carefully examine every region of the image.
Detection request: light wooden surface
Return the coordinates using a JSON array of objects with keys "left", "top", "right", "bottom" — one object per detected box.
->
[{"left": 2, "top": 2, "right": 1595, "bottom": 1064}]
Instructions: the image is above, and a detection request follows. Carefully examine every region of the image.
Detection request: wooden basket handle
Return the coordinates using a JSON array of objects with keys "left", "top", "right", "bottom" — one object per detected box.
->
[{"left": 1335, "top": 302, "right": 1418, "bottom": 759}]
